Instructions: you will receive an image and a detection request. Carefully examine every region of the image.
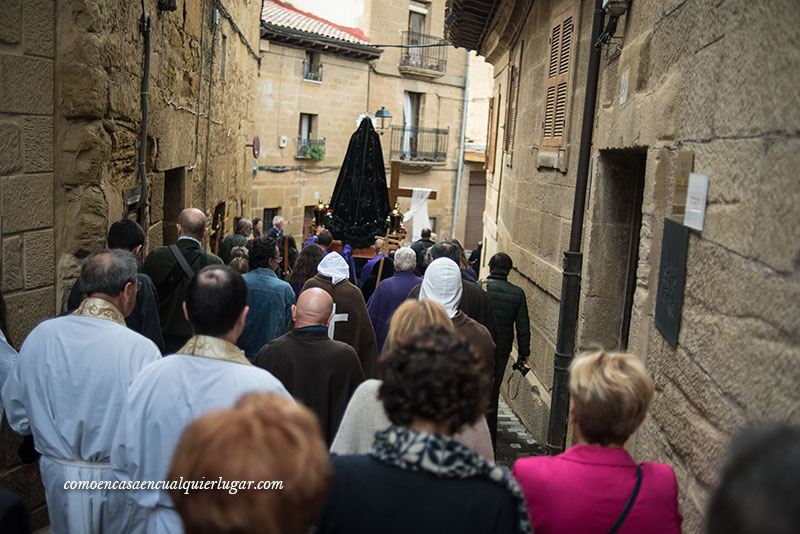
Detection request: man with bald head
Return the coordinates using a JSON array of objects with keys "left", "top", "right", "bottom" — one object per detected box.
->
[
  {"left": 142, "top": 208, "right": 223, "bottom": 353},
  {"left": 256, "top": 287, "right": 365, "bottom": 445}
]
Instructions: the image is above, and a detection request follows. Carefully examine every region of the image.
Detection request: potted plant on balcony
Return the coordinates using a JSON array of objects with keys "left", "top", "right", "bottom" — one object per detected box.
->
[{"left": 305, "top": 144, "right": 325, "bottom": 161}]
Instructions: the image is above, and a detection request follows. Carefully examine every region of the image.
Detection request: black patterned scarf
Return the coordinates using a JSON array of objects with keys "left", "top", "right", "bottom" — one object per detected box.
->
[{"left": 369, "top": 425, "right": 532, "bottom": 533}]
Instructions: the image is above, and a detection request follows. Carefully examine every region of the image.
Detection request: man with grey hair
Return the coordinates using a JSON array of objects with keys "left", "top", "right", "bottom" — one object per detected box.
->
[
  {"left": 219, "top": 217, "right": 253, "bottom": 264},
  {"left": 2, "top": 249, "right": 161, "bottom": 533},
  {"left": 267, "top": 215, "right": 284, "bottom": 239},
  {"left": 142, "top": 208, "right": 223, "bottom": 353},
  {"left": 366, "top": 246, "right": 422, "bottom": 354}
]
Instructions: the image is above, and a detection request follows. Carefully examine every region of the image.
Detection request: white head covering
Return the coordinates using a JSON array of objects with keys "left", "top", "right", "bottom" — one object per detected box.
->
[
  {"left": 419, "top": 258, "right": 462, "bottom": 318},
  {"left": 317, "top": 252, "right": 350, "bottom": 285}
]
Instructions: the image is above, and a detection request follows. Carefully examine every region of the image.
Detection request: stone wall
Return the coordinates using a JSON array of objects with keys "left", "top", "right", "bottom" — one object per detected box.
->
[
  {"left": 251, "top": 40, "right": 372, "bottom": 237},
  {"left": 480, "top": 0, "right": 800, "bottom": 532},
  {"left": 54, "top": 0, "right": 261, "bottom": 308},
  {"left": 0, "top": 1, "right": 55, "bottom": 524},
  {"left": 0, "top": 0, "right": 260, "bottom": 524},
  {"left": 253, "top": 0, "right": 474, "bottom": 245},
  {"left": 363, "top": 0, "right": 469, "bottom": 241}
]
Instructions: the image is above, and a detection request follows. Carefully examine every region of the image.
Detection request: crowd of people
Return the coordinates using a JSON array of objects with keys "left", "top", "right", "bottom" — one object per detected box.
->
[{"left": 0, "top": 207, "right": 796, "bottom": 534}]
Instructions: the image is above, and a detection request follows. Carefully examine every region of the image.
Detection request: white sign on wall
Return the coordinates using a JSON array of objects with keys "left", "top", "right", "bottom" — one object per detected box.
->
[
  {"left": 684, "top": 172, "right": 709, "bottom": 231},
  {"left": 619, "top": 67, "right": 630, "bottom": 105}
]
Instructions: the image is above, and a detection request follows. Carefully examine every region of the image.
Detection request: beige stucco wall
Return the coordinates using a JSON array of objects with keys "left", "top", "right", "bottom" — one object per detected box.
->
[
  {"left": 465, "top": 51, "right": 493, "bottom": 147},
  {"left": 479, "top": 0, "right": 800, "bottom": 532}
]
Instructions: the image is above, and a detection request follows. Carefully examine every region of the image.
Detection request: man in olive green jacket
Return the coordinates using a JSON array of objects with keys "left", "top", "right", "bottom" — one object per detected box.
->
[
  {"left": 485, "top": 253, "right": 531, "bottom": 448},
  {"left": 142, "top": 208, "right": 223, "bottom": 353}
]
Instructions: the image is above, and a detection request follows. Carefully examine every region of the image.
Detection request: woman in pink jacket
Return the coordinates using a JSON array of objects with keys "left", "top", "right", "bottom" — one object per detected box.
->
[{"left": 513, "top": 350, "right": 682, "bottom": 534}]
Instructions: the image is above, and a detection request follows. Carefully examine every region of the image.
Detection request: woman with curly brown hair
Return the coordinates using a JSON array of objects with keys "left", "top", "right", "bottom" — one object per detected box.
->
[
  {"left": 318, "top": 326, "right": 531, "bottom": 534},
  {"left": 331, "top": 299, "right": 493, "bottom": 460},
  {"left": 287, "top": 243, "right": 325, "bottom": 300}
]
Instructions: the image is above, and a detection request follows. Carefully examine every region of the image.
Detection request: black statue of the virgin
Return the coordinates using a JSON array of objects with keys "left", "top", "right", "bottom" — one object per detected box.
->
[{"left": 328, "top": 116, "right": 390, "bottom": 248}]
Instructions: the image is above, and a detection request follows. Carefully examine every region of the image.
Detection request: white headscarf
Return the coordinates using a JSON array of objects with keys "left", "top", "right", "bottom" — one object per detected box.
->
[
  {"left": 419, "top": 258, "right": 462, "bottom": 318},
  {"left": 317, "top": 252, "right": 350, "bottom": 285}
]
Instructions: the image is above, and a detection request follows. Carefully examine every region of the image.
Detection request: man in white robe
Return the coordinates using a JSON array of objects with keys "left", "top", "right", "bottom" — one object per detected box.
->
[
  {"left": 1, "top": 249, "right": 162, "bottom": 534},
  {"left": 111, "top": 265, "right": 291, "bottom": 534}
]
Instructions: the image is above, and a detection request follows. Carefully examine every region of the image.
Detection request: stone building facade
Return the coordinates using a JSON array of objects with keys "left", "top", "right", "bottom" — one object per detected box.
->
[
  {"left": 0, "top": 0, "right": 261, "bottom": 523},
  {"left": 252, "top": 0, "right": 381, "bottom": 240},
  {"left": 254, "top": 0, "right": 477, "bottom": 246},
  {"left": 447, "top": 0, "right": 800, "bottom": 531}
]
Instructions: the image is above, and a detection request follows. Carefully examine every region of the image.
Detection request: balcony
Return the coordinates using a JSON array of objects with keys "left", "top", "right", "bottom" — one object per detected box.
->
[
  {"left": 295, "top": 138, "right": 326, "bottom": 161},
  {"left": 389, "top": 125, "right": 448, "bottom": 164},
  {"left": 398, "top": 31, "right": 447, "bottom": 77},
  {"left": 303, "top": 60, "right": 323, "bottom": 82}
]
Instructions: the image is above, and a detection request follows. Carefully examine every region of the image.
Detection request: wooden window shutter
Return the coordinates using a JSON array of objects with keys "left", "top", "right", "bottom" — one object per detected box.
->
[
  {"left": 541, "top": 9, "right": 574, "bottom": 149},
  {"left": 504, "top": 65, "right": 520, "bottom": 152},
  {"left": 486, "top": 91, "right": 501, "bottom": 173}
]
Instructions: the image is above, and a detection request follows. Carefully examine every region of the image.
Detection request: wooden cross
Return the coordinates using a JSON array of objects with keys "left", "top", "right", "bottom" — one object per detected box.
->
[
  {"left": 387, "top": 161, "right": 437, "bottom": 206},
  {"left": 374, "top": 238, "right": 392, "bottom": 290}
]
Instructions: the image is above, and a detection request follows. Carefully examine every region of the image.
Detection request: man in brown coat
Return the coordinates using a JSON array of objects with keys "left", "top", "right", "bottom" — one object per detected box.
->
[{"left": 297, "top": 252, "right": 378, "bottom": 378}]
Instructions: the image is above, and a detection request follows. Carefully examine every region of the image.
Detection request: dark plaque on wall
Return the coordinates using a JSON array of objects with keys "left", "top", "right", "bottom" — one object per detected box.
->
[{"left": 655, "top": 218, "right": 689, "bottom": 348}]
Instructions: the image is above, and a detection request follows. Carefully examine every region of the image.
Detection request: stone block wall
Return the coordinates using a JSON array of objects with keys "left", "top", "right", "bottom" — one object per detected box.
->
[
  {"left": 254, "top": 0, "right": 472, "bottom": 244},
  {"left": 0, "top": 0, "right": 55, "bottom": 525},
  {"left": 251, "top": 41, "right": 373, "bottom": 237},
  {"left": 1, "top": 0, "right": 260, "bottom": 522},
  {"left": 481, "top": 0, "right": 594, "bottom": 443},
  {"left": 53, "top": 0, "right": 261, "bottom": 307},
  {"left": 481, "top": 0, "right": 800, "bottom": 532}
]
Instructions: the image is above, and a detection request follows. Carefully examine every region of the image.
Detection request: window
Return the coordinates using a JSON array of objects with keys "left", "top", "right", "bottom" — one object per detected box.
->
[
  {"left": 221, "top": 35, "right": 227, "bottom": 80},
  {"left": 409, "top": 8, "right": 426, "bottom": 33},
  {"left": 297, "top": 114, "right": 325, "bottom": 160},
  {"left": 541, "top": 9, "right": 574, "bottom": 149},
  {"left": 402, "top": 92, "right": 423, "bottom": 158},
  {"left": 299, "top": 113, "right": 315, "bottom": 140},
  {"left": 504, "top": 43, "right": 523, "bottom": 153},
  {"left": 303, "top": 51, "right": 322, "bottom": 82}
]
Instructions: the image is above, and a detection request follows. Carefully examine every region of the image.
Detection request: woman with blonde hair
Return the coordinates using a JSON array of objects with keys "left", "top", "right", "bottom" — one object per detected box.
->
[
  {"left": 331, "top": 299, "right": 494, "bottom": 461},
  {"left": 513, "top": 350, "right": 682, "bottom": 533},
  {"left": 382, "top": 298, "right": 452, "bottom": 354}
]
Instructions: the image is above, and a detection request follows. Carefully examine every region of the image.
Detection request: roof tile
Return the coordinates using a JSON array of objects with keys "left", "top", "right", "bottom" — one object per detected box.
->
[{"left": 262, "top": 0, "right": 370, "bottom": 45}]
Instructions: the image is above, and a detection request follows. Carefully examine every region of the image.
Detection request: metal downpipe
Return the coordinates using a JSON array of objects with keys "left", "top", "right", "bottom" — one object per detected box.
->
[
  {"left": 135, "top": 12, "right": 151, "bottom": 212},
  {"left": 545, "top": 0, "right": 605, "bottom": 455}
]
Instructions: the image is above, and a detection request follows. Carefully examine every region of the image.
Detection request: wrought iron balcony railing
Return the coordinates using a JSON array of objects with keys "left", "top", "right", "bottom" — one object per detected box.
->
[
  {"left": 296, "top": 138, "right": 326, "bottom": 160},
  {"left": 303, "top": 60, "right": 323, "bottom": 82},
  {"left": 399, "top": 31, "right": 447, "bottom": 74},
  {"left": 389, "top": 125, "right": 448, "bottom": 163}
]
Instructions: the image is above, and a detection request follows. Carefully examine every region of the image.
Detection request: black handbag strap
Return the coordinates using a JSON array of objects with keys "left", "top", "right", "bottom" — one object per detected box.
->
[
  {"left": 156, "top": 245, "right": 206, "bottom": 302},
  {"left": 169, "top": 244, "right": 196, "bottom": 278},
  {"left": 608, "top": 464, "right": 643, "bottom": 534}
]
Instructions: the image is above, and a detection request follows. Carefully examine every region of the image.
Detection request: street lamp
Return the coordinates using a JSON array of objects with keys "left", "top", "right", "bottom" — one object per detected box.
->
[{"left": 374, "top": 106, "right": 392, "bottom": 134}]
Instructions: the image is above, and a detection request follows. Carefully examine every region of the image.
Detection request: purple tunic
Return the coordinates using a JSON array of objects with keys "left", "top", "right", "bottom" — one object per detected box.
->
[
  {"left": 366, "top": 270, "right": 423, "bottom": 355},
  {"left": 360, "top": 253, "right": 389, "bottom": 283}
]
